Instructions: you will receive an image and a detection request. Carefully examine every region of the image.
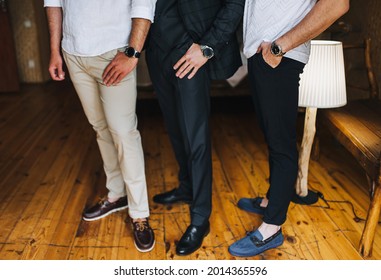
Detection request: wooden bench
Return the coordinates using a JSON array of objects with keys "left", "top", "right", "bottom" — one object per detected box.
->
[{"left": 319, "top": 38, "right": 381, "bottom": 257}]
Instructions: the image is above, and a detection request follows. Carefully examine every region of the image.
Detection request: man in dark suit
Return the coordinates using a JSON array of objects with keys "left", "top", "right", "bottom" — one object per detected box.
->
[{"left": 146, "top": 0, "right": 244, "bottom": 255}]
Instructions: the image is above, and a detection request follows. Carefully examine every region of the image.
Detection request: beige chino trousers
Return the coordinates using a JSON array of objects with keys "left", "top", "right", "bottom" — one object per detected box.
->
[{"left": 63, "top": 49, "right": 149, "bottom": 219}]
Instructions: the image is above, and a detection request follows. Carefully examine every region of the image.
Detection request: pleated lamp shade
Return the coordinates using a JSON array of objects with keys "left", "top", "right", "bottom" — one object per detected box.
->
[{"left": 299, "top": 40, "right": 347, "bottom": 108}]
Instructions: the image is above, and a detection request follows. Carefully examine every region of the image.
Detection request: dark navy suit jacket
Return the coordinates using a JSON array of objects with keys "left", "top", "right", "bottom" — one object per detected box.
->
[{"left": 148, "top": 0, "right": 244, "bottom": 80}]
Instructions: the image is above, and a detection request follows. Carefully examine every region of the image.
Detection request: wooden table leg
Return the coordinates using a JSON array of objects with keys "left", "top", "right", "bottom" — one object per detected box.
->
[{"left": 359, "top": 184, "right": 381, "bottom": 257}]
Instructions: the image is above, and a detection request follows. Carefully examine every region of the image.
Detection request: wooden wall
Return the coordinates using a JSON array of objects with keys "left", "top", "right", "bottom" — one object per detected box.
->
[
  {"left": 365, "top": 0, "right": 381, "bottom": 94},
  {"left": 340, "top": 0, "right": 381, "bottom": 99},
  {"left": 7, "top": 0, "right": 380, "bottom": 94},
  {"left": 8, "top": 0, "right": 50, "bottom": 83}
]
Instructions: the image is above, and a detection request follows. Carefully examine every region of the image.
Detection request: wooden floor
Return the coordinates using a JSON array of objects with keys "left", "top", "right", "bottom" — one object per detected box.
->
[{"left": 0, "top": 81, "right": 380, "bottom": 260}]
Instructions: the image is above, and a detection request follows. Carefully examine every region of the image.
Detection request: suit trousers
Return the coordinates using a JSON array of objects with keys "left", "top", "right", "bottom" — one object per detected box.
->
[
  {"left": 146, "top": 47, "right": 212, "bottom": 226},
  {"left": 63, "top": 49, "right": 149, "bottom": 219},
  {"left": 248, "top": 53, "right": 305, "bottom": 225}
]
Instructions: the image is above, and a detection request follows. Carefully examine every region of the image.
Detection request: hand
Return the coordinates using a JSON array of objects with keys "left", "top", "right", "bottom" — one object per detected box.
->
[
  {"left": 173, "top": 43, "right": 208, "bottom": 79},
  {"left": 48, "top": 53, "right": 65, "bottom": 81},
  {"left": 102, "top": 51, "right": 138, "bottom": 86},
  {"left": 258, "top": 41, "right": 282, "bottom": 68}
]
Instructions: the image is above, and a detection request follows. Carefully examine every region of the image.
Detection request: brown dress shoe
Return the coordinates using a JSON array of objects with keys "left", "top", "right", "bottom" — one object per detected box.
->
[
  {"left": 131, "top": 218, "right": 155, "bottom": 252},
  {"left": 83, "top": 196, "right": 128, "bottom": 221}
]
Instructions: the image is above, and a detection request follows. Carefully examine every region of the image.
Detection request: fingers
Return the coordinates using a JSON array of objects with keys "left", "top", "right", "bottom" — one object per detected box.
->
[
  {"left": 187, "top": 67, "right": 199, "bottom": 79},
  {"left": 262, "top": 52, "right": 282, "bottom": 68},
  {"left": 174, "top": 56, "right": 204, "bottom": 79},
  {"left": 104, "top": 71, "right": 121, "bottom": 86},
  {"left": 260, "top": 41, "right": 271, "bottom": 48},
  {"left": 102, "top": 53, "right": 136, "bottom": 86},
  {"left": 49, "top": 66, "right": 65, "bottom": 81},
  {"left": 49, "top": 54, "right": 65, "bottom": 81},
  {"left": 175, "top": 61, "right": 196, "bottom": 79},
  {"left": 48, "top": 67, "right": 57, "bottom": 80},
  {"left": 102, "top": 63, "right": 113, "bottom": 81},
  {"left": 102, "top": 53, "right": 124, "bottom": 86},
  {"left": 57, "top": 68, "right": 65, "bottom": 80},
  {"left": 257, "top": 41, "right": 282, "bottom": 68},
  {"left": 102, "top": 63, "right": 115, "bottom": 86},
  {"left": 103, "top": 66, "right": 122, "bottom": 86},
  {"left": 173, "top": 56, "right": 187, "bottom": 71},
  {"left": 109, "top": 71, "right": 123, "bottom": 85},
  {"left": 173, "top": 43, "right": 208, "bottom": 79}
]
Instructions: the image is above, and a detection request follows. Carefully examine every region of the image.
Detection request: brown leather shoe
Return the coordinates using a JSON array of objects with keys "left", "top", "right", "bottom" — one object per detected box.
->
[
  {"left": 131, "top": 218, "right": 155, "bottom": 252},
  {"left": 83, "top": 196, "right": 128, "bottom": 221}
]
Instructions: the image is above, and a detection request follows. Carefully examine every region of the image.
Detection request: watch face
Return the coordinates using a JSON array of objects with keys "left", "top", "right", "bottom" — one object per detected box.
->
[
  {"left": 271, "top": 42, "right": 284, "bottom": 56},
  {"left": 272, "top": 44, "right": 280, "bottom": 55},
  {"left": 202, "top": 48, "right": 214, "bottom": 59},
  {"left": 126, "top": 47, "right": 136, "bottom": 58}
]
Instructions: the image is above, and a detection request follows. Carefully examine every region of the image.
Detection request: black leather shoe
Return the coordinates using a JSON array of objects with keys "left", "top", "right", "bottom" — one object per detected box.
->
[
  {"left": 153, "top": 188, "right": 192, "bottom": 205},
  {"left": 176, "top": 222, "right": 210, "bottom": 256}
]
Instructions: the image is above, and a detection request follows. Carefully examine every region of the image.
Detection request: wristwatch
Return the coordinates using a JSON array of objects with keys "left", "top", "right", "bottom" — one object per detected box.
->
[
  {"left": 200, "top": 45, "right": 215, "bottom": 59},
  {"left": 124, "top": 46, "right": 141, "bottom": 58},
  {"left": 270, "top": 41, "right": 286, "bottom": 57}
]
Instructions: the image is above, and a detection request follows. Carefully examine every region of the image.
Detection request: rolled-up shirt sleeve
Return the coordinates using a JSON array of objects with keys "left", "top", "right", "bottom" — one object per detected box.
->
[
  {"left": 131, "top": 0, "right": 157, "bottom": 22},
  {"left": 44, "top": 0, "right": 62, "bottom": 7}
]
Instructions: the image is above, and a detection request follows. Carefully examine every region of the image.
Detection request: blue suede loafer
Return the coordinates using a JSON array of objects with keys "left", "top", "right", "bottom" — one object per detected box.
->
[
  {"left": 237, "top": 197, "right": 266, "bottom": 215},
  {"left": 228, "top": 229, "right": 284, "bottom": 257}
]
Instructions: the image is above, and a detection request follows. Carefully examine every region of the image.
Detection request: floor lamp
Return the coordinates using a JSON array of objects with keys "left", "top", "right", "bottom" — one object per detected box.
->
[{"left": 296, "top": 40, "right": 347, "bottom": 200}]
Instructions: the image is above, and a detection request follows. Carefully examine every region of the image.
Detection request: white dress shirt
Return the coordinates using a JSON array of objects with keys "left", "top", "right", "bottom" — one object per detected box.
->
[{"left": 44, "top": 0, "right": 156, "bottom": 56}]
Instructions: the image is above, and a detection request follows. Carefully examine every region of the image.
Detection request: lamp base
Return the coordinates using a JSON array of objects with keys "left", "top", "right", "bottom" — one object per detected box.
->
[{"left": 291, "top": 190, "right": 322, "bottom": 205}]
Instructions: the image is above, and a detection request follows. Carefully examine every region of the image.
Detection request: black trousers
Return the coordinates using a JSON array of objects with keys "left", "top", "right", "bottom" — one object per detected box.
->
[
  {"left": 248, "top": 53, "right": 305, "bottom": 225},
  {"left": 146, "top": 46, "right": 212, "bottom": 226}
]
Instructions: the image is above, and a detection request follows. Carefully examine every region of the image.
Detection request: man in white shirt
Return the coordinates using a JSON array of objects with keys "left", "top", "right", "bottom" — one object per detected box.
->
[
  {"left": 44, "top": 0, "right": 156, "bottom": 253},
  {"left": 229, "top": 0, "right": 350, "bottom": 257}
]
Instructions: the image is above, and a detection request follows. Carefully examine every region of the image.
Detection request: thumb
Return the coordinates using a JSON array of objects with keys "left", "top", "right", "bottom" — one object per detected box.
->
[{"left": 58, "top": 68, "right": 65, "bottom": 80}]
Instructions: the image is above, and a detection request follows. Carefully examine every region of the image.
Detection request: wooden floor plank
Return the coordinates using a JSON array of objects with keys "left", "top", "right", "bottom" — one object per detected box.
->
[
  {"left": 1, "top": 83, "right": 380, "bottom": 260},
  {"left": 1, "top": 110, "right": 93, "bottom": 259},
  {"left": 41, "top": 141, "right": 102, "bottom": 260}
]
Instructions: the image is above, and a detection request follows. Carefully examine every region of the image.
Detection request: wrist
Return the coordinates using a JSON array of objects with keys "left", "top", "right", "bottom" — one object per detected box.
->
[
  {"left": 50, "top": 44, "right": 61, "bottom": 53},
  {"left": 50, "top": 50, "right": 61, "bottom": 58}
]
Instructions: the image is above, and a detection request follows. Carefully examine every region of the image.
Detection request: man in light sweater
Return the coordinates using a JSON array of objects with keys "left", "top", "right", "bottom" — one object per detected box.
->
[
  {"left": 229, "top": 0, "right": 350, "bottom": 257},
  {"left": 44, "top": 0, "right": 156, "bottom": 253}
]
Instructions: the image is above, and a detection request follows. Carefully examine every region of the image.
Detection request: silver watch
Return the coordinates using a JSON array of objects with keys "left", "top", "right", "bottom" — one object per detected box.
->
[{"left": 200, "top": 45, "right": 215, "bottom": 59}]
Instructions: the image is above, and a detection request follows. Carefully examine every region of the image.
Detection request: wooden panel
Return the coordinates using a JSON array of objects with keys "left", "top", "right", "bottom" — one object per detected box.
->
[
  {"left": 7, "top": 0, "right": 50, "bottom": 83},
  {"left": 0, "top": 0, "right": 19, "bottom": 92}
]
